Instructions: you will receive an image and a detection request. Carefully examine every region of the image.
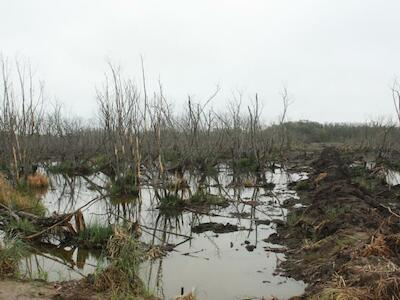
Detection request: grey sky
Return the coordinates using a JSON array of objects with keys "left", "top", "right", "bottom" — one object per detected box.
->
[{"left": 1, "top": 0, "right": 399, "bottom": 123}]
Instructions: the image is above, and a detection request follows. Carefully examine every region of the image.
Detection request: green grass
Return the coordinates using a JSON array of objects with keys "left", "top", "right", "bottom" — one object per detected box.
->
[
  {"left": 286, "top": 211, "right": 304, "bottom": 227},
  {"left": 232, "top": 157, "right": 259, "bottom": 172},
  {"left": 350, "top": 165, "right": 368, "bottom": 177},
  {"left": 110, "top": 195, "right": 138, "bottom": 206},
  {"left": 110, "top": 172, "right": 139, "bottom": 197},
  {"left": 94, "top": 228, "right": 149, "bottom": 298},
  {"left": 0, "top": 175, "right": 46, "bottom": 217},
  {"left": 325, "top": 205, "right": 352, "bottom": 220},
  {"left": 7, "top": 194, "right": 46, "bottom": 217},
  {"left": 159, "top": 195, "right": 185, "bottom": 210},
  {"left": 78, "top": 223, "right": 114, "bottom": 249},
  {"left": 5, "top": 218, "right": 38, "bottom": 237},
  {"left": 47, "top": 160, "right": 94, "bottom": 175},
  {"left": 189, "top": 190, "right": 229, "bottom": 207},
  {"left": 295, "top": 180, "right": 311, "bottom": 191},
  {"left": 0, "top": 238, "right": 28, "bottom": 277},
  {"left": 353, "top": 177, "right": 379, "bottom": 193},
  {"left": 35, "top": 269, "right": 49, "bottom": 281},
  {"left": 201, "top": 164, "right": 218, "bottom": 176},
  {"left": 47, "top": 161, "right": 75, "bottom": 174},
  {"left": 91, "top": 155, "right": 108, "bottom": 169}
]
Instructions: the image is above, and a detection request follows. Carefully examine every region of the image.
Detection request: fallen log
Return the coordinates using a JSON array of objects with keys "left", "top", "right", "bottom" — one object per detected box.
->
[{"left": 263, "top": 246, "right": 288, "bottom": 253}]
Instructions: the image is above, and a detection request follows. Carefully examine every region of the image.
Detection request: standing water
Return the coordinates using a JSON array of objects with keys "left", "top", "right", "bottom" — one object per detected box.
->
[{"left": 20, "top": 166, "right": 307, "bottom": 300}]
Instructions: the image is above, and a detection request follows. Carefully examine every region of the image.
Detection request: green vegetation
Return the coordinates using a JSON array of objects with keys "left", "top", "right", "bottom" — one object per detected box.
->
[
  {"left": 387, "top": 160, "right": 400, "bottom": 171},
  {"left": 47, "top": 160, "right": 94, "bottom": 176},
  {"left": 110, "top": 172, "right": 139, "bottom": 197},
  {"left": 350, "top": 165, "right": 385, "bottom": 193},
  {"left": 165, "top": 178, "right": 189, "bottom": 191},
  {"left": 94, "top": 228, "right": 150, "bottom": 299},
  {"left": 0, "top": 238, "right": 28, "bottom": 277},
  {"left": 78, "top": 223, "right": 114, "bottom": 249},
  {"left": 286, "top": 211, "right": 305, "bottom": 227},
  {"left": 0, "top": 174, "right": 46, "bottom": 216},
  {"left": 5, "top": 219, "right": 38, "bottom": 237},
  {"left": 35, "top": 269, "right": 49, "bottom": 282},
  {"left": 353, "top": 177, "right": 380, "bottom": 193},
  {"left": 110, "top": 195, "right": 138, "bottom": 206},
  {"left": 189, "top": 190, "right": 229, "bottom": 207},
  {"left": 232, "top": 156, "right": 259, "bottom": 172},
  {"left": 295, "top": 180, "right": 311, "bottom": 191},
  {"left": 158, "top": 195, "right": 185, "bottom": 210},
  {"left": 350, "top": 165, "right": 368, "bottom": 177},
  {"left": 282, "top": 120, "right": 396, "bottom": 145},
  {"left": 325, "top": 205, "right": 352, "bottom": 220},
  {"left": 198, "top": 162, "right": 219, "bottom": 176}
]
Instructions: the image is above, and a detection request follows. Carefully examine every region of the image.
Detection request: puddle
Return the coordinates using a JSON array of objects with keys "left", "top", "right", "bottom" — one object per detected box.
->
[
  {"left": 387, "top": 170, "right": 400, "bottom": 186},
  {"left": 17, "top": 166, "right": 307, "bottom": 300},
  {"left": 350, "top": 160, "right": 400, "bottom": 187}
]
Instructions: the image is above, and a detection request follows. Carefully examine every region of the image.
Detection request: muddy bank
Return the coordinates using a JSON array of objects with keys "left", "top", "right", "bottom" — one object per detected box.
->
[
  {"left": 0, "top": 278, "right": 160, "bottom": 300},
  {"left": 274, "top": 147, "right": 400, "bottom": 298},
  {"left": 0, "top": 280, "right": 58, "bottom": 300}
]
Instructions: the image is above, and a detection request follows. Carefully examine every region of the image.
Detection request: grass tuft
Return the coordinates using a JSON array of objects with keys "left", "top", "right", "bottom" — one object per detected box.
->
[
  {"left": 78, "top": 223, "right": 114, "bottom": 249},
  {"left": 232, "top": 157, "right": 259, "bottom": 173},
  {"left": 0, "top": 238, "right": 28, "bottom": 277},
  {"left": 6, "top": 218, "right": 38, "bottom": 236},
  {"left": 159, "top": 195, "right": 185, "bottom": 210},
  {"left": 110, "top": 172, "right": 139, "bottom": 197},
  {"left": 295, "top": 180, "right": 311, "bottom": 191},
  {"left": 314, "top": 287, "right": 373, "bottom": 300},
  {"left": 94, "top": 227, "right": 147, "bottom": 298},
  {"left": 0, "top": 174, "right": 46, "bottom": 216},
  {"left": 26, "top": 173, "right": 49, "bottom": 188},
  {"left": 189, "top": 190, "right": 229, "bottom": 207}
]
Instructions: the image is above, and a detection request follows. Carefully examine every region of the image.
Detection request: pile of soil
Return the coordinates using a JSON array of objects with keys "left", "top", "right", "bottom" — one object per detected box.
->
[
  {"left": 191, "top": 222, "right": 238, "bottom": 234},
  {"left": 275, "top": 147, "right": 400, "bottom": 299}
]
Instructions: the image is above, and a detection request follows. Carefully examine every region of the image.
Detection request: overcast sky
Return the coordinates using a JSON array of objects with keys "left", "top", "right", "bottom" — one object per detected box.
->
[{"left": 1, "top": 0, "right": 400, "bottom": 123}]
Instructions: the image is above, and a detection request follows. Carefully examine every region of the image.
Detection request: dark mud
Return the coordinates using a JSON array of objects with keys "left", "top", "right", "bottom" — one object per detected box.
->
[
  {"left": 191, "top": 222, "right": 239, "bottom": 234},
  {"left": 275, "top": 147, "right": 400, "bottom": 299}
]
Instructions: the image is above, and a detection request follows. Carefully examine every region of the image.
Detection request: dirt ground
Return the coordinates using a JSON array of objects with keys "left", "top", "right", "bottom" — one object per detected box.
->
[
  {"left": 0, "top": 279, "right": 158, "bottom": 300},
  {"left": 274, "top": 147, "right": 400, "bottom": 299},
  {"left": 0, "top": 280, "right": 58, "bottom": 300},
  {"left": 0, "top": 278, "right": 115, "bottom": 300}
]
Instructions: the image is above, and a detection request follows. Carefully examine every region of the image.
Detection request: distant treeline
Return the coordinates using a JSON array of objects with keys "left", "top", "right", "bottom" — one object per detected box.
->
[
  {"left": 1, "top": 57, "right": 399, "bottom": 185},
  {"left": 273, "top": 120, "right": 399, "bottom": 149}
]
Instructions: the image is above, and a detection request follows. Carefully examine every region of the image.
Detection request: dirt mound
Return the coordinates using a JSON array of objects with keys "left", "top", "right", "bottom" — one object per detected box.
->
[
  {"left": 312, "top": 147, "right": 345, "bottom": 171},
  {"left": 296, "top": 148, "right": 382, "bottom": 239},
  {"left": 191, "top": 222, "right": 238, "bottom": 234},
  {"left": 276, "top": 148, "right": 400, "bottom": 299}
]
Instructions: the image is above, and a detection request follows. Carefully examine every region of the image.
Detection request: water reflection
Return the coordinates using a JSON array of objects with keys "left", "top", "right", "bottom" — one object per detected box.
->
[{"left": 20, "top": 165, "right": 307, "bottom": 299}]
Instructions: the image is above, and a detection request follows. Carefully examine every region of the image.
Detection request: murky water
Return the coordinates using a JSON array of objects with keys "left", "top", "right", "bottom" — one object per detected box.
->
[
  {"left": 20, "top": 166, "right": 308, "bottom": 300},
  {"left": 350, "top": 160, "right": 400, "bottom": 187},
  {"left": 387, "top": 170, "right": 400, "bottom": 186}
]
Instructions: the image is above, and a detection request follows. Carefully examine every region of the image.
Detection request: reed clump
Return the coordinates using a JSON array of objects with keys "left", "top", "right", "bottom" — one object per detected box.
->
[
  {"left": 0, "top": 174, "right": 46, "bottom": 216},
  {"left": 78, "top": 223, "right": 114, "bottom": 249},
  {"left": 0, "top": 238, "right": 28, "bottom": 277},
  {"left": 159, "top": 195, "right": 185, "bottom": 210},
  {"left": 314, "top": 287, "right": 373, "bottom": 300},
  {"left": 26, "top": 172, "right": 49, "bottom": 188},
  {"left": 189, "top": 190, "right": 228, "bottom": 207},
  {"left": 362, "top": 235, "right": 394, "bottom": 259},
  {"left": 110, "top": 172, "right": 139, "bottom": 197},
  {"left": 94, "top": 227, "right": 147, "bottom": 298}
]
